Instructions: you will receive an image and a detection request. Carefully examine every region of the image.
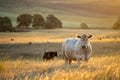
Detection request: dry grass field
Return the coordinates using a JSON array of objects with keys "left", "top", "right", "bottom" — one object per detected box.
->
[{"left": 0, "top": 29, "right": 120, "bottom": 80}]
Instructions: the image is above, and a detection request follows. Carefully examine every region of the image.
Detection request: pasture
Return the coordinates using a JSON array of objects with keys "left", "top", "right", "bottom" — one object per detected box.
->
[{"left": 0, "top": 29, "right": 120, "bottom": 80}]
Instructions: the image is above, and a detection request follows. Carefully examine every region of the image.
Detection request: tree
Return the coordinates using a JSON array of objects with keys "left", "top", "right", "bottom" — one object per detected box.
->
[
  {"left": 17, "top": 14, "right": 32, "bottom": 29},
  {"left": 32, "top": 14, "right": 45, "bottom": 29},
  {"left": 44, "top": 22, "right": 54, "bottom": 29},
  {"left": 80, "top": 23, "right": 88, "bottom": 29},
  {"left": 0, "top": 16, "right": 13, "bottom": 32},
  {"left": 112, "top": 17, "right": 120, "bottom": 29},
  {"left": 0, "top": 17, "right": 3, "bottom": 31},
  {"left": 46, "top": 14, "right": 62, "bottom": 28}
]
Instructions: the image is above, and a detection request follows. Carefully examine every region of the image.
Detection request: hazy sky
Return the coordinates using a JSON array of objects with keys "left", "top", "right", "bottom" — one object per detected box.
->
[
  {"left": 46, "top": 0, "right": 120, "bottom": 17},
  {"left": 0, "top": 0, "right": 120, "bottom": 17}
]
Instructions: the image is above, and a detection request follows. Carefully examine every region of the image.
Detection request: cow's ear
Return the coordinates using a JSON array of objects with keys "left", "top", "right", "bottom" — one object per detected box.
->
[
  {"left": 77, "top": 35, "right": 81, "bottom": 38},
  {"left": 88, "top": 35, "right": 92, "bottom": 38}
]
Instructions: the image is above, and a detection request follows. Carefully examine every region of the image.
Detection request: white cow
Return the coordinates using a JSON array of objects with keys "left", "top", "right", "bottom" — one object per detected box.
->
[{"left": 62, "top": 34, "right": 92, "bottom": 65}]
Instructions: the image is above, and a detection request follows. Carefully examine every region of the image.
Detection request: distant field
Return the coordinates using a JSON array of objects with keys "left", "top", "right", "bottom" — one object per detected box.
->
[
  {"left": 0, "top": 29, "right": 120, "bottom": 80},
  {"left": 0, "top": 29, "right": 120, "bottom": 43}
]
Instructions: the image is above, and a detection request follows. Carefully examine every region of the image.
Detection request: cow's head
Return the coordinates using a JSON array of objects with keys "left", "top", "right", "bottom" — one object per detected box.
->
[
  {"left": 77, "top": 34, "right": 92, "bottom": 49},
  {"left": 54, "top": 51, "right": 58, "bottom": 57},
  {"left": 55, "top": 51, "right": 58, "bottom": 57}
]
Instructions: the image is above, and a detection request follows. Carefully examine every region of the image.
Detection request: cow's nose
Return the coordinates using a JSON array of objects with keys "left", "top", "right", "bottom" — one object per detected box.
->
[{"left": 82, "top": 45, "right": 86, "bottom": 49}]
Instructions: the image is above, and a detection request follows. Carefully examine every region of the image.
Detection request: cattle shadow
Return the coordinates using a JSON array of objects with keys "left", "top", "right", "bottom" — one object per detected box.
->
[
  {"left": 0, "top": 40, "right": 120, "bottom": 60},
  {"left": 0, "top": 42, "right": 62, "bottom": 60}
]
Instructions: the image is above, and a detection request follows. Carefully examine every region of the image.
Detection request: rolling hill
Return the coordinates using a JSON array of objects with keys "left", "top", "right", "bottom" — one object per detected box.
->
[{"left": 0, "top": 0, "right": 120, "bottom": 28}]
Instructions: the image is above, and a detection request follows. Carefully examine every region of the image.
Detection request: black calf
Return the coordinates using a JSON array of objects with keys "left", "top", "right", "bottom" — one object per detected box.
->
[{"left": 43, "top": 51, "right": 57, "bottom": 61}]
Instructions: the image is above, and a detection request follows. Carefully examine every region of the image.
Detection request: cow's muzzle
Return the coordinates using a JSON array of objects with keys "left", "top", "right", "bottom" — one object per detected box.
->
[{"left": 82, "top": 45, "right": 86, "bottom": 49}]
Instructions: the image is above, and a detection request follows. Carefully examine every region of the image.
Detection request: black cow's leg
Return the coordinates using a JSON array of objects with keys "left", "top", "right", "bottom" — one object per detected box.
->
[
  {"left": 46, "top": 59, "right": 48, "bottom": 62},
  {"left": 69, "top": 60, "right": 72, "bottom": 64}
]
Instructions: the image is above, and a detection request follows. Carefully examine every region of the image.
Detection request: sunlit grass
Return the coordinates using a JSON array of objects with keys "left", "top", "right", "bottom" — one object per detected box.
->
[{"left": 0, "top": 54, "right": 120, "bottom": 80}]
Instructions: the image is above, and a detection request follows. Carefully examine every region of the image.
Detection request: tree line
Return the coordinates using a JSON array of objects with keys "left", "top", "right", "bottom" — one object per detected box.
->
[
  {"left": 0, "top": 14, "right": 62, "bottom": 32},
  {"left": 0, "top": 14, "right": 120, "bottom": 32}
]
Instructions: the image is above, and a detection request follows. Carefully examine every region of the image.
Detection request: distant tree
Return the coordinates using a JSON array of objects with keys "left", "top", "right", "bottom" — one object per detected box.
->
[
  {"left": 46, "top": 14, "right": 62, "bottom": 28},
  {"left": 3, "top": 17, "right": 13, "bottom": 31},
  {"left": 44, "top": 22, "right": 54, "bottom": 29},
  {"left": 32, "top": 14, "right": 45, "bottom": 29},
  {"left": 112, "top": 17, "right": 120, "bottom": 29},
  {"left": 17, "top": 14, "right": 32, "bottom": 29},
  {"left": 0, "top": 16, "right": 13, "bottom": 32},
  {"left": 0, "top": 17, "right": 3, "bottom": 31},
  {"left": 80, "top": 23, "right": 88, "bottom": 29}
]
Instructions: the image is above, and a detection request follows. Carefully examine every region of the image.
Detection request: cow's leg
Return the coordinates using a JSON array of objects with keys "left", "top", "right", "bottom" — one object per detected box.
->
[
  {"left": 52, "top": 58, "right": 54, "bottom": 61},
  {"left": 46, "top": 59, "right": 48, "bottom": 62},
  {"left": 84, "top": 58, "right": 89, "bottom": 62},
  {"left": 43, "top": 58, "right": 45, "bottom": 61},
  {"left": 84, "top": 53, "right": 89, "bottom": 62},
  {"left": 77, "top": 59, "right": 80, "bottom": 65},
  {"left": 69, "top": 60, "right": 71, "bottom": 64},
  {"left": 64, "top": 57, "right": 69, "bottom": 66},
  {"left": 76, "top": 57, "right": 81, "bottom": 66}
]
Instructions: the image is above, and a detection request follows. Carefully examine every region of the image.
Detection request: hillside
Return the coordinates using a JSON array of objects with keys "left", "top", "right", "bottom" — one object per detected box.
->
[{"left": 0, "top": 0, "right": 120, "bottom": 28}]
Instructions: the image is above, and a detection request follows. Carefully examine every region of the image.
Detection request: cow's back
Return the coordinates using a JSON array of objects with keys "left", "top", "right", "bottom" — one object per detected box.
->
[{"left": 63, "top": 38, "right": 79, "bottom": 50}]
